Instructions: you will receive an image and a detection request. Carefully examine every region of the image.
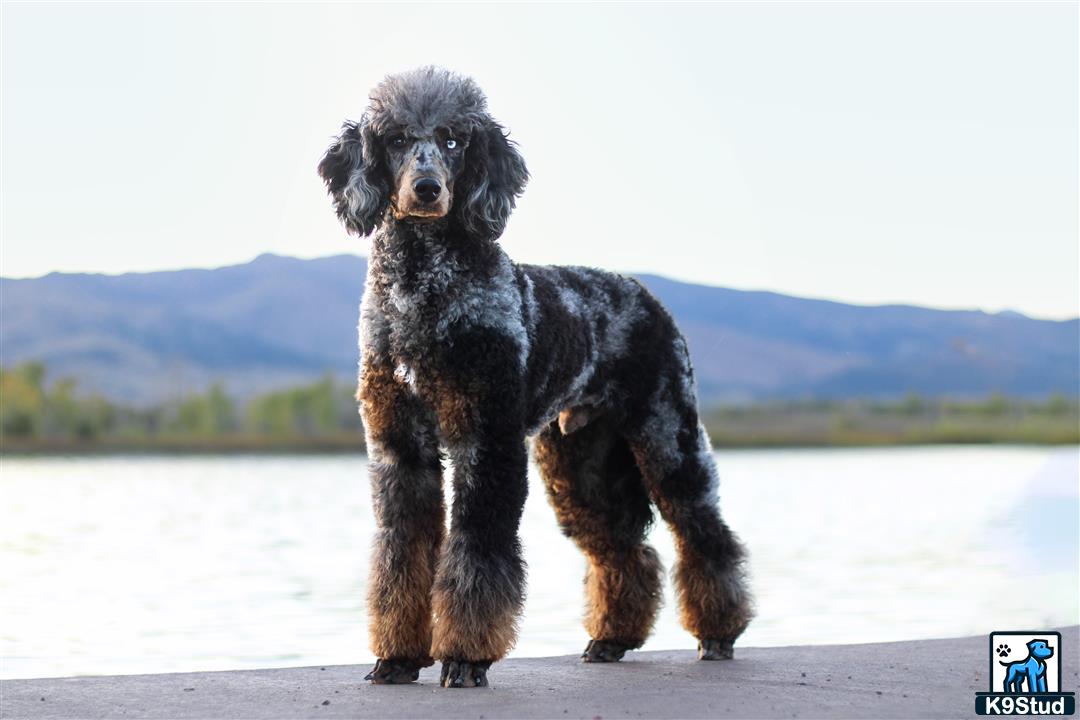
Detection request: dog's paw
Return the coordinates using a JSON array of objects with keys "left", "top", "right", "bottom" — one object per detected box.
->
[
  {"left": 439, "top": 659, "right": 491, "bottom": 688},
  {"left": 364, "top": 658, "right": 423, "bottom": 684},
  {"left": 698, "top": 638, "right": 735, "bottom": 660},
  {"left": 581, "top": 639, "right": 629, "bottom": 663}
]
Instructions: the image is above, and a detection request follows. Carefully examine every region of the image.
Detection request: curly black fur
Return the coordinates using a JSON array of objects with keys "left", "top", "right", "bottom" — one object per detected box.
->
[{"left": 319, "top": 67, "right": 753, "bottom": 688}]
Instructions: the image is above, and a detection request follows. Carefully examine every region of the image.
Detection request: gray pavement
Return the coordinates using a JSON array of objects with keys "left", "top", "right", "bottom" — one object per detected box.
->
[{"left": 3, "top": 627, "right": 1077, "bottom": 719}]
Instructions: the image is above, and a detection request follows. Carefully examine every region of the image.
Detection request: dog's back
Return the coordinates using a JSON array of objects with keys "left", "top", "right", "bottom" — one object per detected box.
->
[{"left": 515, "top": 263, "right": 683, "bottom": 436}]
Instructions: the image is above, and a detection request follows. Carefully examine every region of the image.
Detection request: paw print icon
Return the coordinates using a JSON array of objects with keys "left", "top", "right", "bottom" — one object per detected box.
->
[{"left": 996, "top": 643, "right": 1011, "bottom": 658}]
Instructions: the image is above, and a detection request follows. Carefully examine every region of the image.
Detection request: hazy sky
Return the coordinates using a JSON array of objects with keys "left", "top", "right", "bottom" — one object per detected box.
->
[{"left": 2, "top": 2, "right": 1077, "bottom": 318}]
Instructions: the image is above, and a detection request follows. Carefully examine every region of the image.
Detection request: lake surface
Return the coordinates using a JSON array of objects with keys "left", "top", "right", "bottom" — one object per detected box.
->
[{"left": 1, "top": 446, "right": 1076, "bottom": 679}]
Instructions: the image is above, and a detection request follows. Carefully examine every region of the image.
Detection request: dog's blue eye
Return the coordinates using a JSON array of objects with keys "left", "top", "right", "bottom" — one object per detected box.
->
[{"left": 445, "top": 138, "right": 457, "bottom": 150}]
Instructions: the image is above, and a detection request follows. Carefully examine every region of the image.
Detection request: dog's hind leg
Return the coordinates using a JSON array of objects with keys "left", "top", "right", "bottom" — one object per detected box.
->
[
  {"left": 626, "top": 393, "right": 752, "bottom": 660},
  {"left": 534, "top": 416, "right": 662, "bottom": 662},
  {"left": 359, "top": 357, "right": 445, "bottom": 684},
  {"left": 1003, "top": 666, "right": 1018, "bottom": 693}
]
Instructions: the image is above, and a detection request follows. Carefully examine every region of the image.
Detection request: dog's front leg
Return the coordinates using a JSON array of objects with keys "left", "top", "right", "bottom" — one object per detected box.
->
[
  {"left": 426, "top": 327, "right": 529, "bottom": 687},
  {"left": 1028, "top": 667, "right": 1042, "bottom": 694},
  {"left": 359, "top": 357, "right": 444, "bottom": 684},
  {"left": 429, "top": 424, "right": 528, "bottom": 688}
]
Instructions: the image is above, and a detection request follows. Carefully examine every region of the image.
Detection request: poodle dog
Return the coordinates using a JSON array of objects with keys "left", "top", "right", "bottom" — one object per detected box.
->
[{"left": 318, "top": 67, "right": 752, "bottom": 688}]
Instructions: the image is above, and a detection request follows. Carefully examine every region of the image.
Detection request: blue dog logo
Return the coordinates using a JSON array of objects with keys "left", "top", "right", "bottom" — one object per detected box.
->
[
  {"left": 1000, "top": 639, "right": 1054, "bottom": 693},
  {"left": 975, "top": 630, "right": 1076, "bottom": 716}
]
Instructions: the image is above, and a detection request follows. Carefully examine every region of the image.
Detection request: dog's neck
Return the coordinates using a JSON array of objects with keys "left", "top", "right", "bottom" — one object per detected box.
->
[{"left": 367, "top": 216, "right": 505, "bottom": 293}]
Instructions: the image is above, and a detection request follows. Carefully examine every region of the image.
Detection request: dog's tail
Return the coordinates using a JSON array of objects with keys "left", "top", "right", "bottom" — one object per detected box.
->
[{"left": 999, "top": 661, "right": 1012, "bottom": 667}]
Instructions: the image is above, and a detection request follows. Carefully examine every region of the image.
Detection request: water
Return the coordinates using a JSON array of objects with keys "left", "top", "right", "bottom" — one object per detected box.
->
[{"left": 1, "top": 446, "right": 1076, "bottom": 679}]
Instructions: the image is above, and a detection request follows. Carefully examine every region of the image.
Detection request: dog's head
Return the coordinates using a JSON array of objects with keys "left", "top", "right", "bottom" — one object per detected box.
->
[
  {"left": 1027, "top": 640, "right": 1054, "bottom": 660},
  {"left": 318, "top": 67, "right": 528, "bottom": 240}
]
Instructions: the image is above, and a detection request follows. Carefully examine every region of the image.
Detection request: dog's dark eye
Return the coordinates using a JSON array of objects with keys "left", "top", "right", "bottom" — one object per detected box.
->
[
  {"left": 389, "top": 135, "right": 407, "bottom": 149},
  {"left": 445, "top": 138, "right": 457, "bottom": 150}
]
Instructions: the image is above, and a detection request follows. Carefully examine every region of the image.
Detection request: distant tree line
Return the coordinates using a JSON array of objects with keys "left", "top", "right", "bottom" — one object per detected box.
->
[
  {"left": 700, "top": 392, "right": 1079, "bottom": 446},
  {"left": 1, "top": 363, "right": 362, "bottom": 450},
  {"left": 1, "top": 362, "right": 1077, "bottom": 451}
]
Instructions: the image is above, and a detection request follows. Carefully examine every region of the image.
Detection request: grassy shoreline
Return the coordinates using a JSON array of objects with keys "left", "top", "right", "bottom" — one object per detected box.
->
[
  {"left": 3, "top": 427, "right": 1077, "bottom": 456},
  {"left": 4, "top": 362, "right": 1077, "bottom": 454}
]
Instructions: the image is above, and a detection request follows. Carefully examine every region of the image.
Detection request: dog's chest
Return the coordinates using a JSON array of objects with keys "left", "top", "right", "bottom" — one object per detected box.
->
[
  {"left": 364, "top": 232, "right": 528, "bottom": 394},
  {"left": 374, "top": 259, "right": 501, "bottom": 369}
]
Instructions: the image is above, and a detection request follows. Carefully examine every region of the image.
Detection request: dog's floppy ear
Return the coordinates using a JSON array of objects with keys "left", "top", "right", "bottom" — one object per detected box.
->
[
  {"left": 317, "top": 118, "right": 388, "bottom": 236},
  {"left": 455, "top": 115, "right": 529, "bottom": 240}
]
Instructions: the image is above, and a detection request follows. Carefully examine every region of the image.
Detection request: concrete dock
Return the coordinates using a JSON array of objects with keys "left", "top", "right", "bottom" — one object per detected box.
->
[{"left": 3, "top": 627, "right": 1077, "bottom": 719}]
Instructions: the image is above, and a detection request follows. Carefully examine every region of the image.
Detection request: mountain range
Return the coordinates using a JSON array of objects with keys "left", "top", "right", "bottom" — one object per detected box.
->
[{"left": 2, "top": 254, "right": 1076, "bottom": 405}]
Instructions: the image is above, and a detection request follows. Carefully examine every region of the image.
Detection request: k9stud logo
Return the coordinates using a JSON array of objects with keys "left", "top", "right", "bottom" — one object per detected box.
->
[{"left": 976, "top": 631, "right": 1075, "bottom": 715}]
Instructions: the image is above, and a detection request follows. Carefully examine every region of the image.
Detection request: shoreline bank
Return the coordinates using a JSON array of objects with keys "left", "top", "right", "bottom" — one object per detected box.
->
[{"left": 3, "top": 436, "right": 1078, "bottom": 456}]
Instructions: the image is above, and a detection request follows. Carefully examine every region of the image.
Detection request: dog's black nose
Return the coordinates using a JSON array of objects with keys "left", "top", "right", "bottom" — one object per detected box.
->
[{"left": 413, "top": 178, "right": 442, "bottom": 203}]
